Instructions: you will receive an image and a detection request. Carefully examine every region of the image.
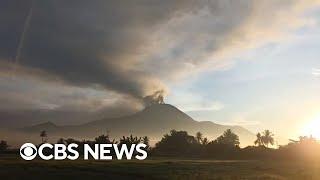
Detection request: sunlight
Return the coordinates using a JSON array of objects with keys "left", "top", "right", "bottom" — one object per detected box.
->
[{"left": 301, "top": 115, "right": 320, "bottom": 139}]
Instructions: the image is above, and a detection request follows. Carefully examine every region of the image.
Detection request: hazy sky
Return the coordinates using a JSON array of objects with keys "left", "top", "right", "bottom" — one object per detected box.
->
[{"left": 1, "top": 0, "right": 320, "bottom": 141}]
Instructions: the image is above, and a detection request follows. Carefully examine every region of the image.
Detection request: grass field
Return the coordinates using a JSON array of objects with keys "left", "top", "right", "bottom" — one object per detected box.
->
[{"left": 1, "top": 155, "right": 320, "bottom": 180}]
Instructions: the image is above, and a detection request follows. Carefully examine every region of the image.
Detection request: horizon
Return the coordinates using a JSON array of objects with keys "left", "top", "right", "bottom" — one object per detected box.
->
[{"left": 1, "top": 0, "right": 320, "bottom": 146}]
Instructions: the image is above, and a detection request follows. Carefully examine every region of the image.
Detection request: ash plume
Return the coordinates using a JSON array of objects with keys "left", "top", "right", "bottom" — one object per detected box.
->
[
  {"left": 0, "top": 0, "right": 318, "bottom": 120},
  {"left": 143, "top": 90, "right": 165, "bottom": 107}
]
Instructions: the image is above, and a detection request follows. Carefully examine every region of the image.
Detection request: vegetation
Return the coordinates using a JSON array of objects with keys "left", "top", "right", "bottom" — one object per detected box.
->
[
  {"left": 254, "top": 130, "right": 275, "bottom": 147},
  {"left": 40, "top": 130, "right": 47, "bottom": 143},
  {"left": 4, "top": 156, "right": 320, "bottom": 180},
  {"left": 153, "top": 130, "right": 200, "bottom": 156},
  {"left": 261, "top": 130, "right": 275, "bottom": 147},
  {"left": 1, "top": 128, "right": 320, "bottom": 161},
  {"left": 254, "top": 132, "right": 263, "bottom": 146},
  {"left": 214, "top": 129, "right": 240, "bottom": 146},
  {"left": 95, "top": 134, "right": 117, "bottom": 144},
  {"left": 2, "top": 129, "right": 320, "bottom": 179},
  {"left": 0, "top": 140, "right": 8, "bottom": 152},
  {"left": 153, "top": 129, "right": 241, "bottom": 157},
  {"left": 1, "top": 157, "right": 320, "bottom": 179}
]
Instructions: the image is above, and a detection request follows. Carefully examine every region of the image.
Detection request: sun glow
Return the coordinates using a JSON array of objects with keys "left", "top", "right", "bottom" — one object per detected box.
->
[{"left": 301, "top": 115, "right": 320, "bottom": 139}]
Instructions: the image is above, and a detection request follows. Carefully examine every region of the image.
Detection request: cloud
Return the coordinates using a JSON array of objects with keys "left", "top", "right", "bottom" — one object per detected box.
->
[
  {"left": 183, "top": 101, "right": 225, "bottom": 112},
  {"left": 0, "top": 75, "right": 143, "bottom": 112},
  {"left": 141, "top": 0, "right": 320, "bottom": 80},
  {"left": 1, "top": 1, "right": 319, "bottom": 96},
  {"left": 0, "top": 0, "right": 319, "bottom": 122},
  {"left": 312, "top": 68, "right": 320, "bottom": 76},
  {"left": 1, "top": 0, "right": 176, "bottom": 99}
]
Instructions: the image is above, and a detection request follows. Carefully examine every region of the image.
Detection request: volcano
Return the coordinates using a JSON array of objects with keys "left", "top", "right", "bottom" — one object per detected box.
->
[{"left": 23, "top": 104, "right": 255, "bottom": 146}]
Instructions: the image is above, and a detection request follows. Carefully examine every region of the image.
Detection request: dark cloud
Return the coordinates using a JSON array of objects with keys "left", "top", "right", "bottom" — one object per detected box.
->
[
  {"left": 0, "top": 0, "right": 200, "bottom": 98},
  {"left": 0, "top": 0, "right": 31, "bottom": 59},
  {"left": 0, "top": 0, "right": 318, "bottom": 126}
]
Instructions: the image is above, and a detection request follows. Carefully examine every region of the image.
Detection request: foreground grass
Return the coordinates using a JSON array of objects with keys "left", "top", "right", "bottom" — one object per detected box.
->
[{"left": 1, "top": 155, "right": 320, "bottom": 180}]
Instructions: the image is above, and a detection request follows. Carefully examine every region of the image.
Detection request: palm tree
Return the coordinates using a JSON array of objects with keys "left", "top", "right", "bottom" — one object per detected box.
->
[
  {"left": 196, "top": 132, "right": 203, "bottom": 143},
  {"left": 40, "top": 130, "right": 47, "bottom": 143},
  {"left": 254, "top": 133, "right": 263, "bottom": 146},
  {"left": 262, "top": 130, "right": 274, "bottom": 147}
]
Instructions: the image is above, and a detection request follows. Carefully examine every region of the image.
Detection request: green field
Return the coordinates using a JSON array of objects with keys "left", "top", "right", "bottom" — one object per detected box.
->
[{"left": 1, "top": 155, "right": 320, "bottom": 180}]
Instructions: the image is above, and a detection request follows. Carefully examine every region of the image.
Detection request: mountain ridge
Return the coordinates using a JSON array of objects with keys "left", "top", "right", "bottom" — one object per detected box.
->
[{"left": 23, "top": 104, "right": 255, "bottom": 146}]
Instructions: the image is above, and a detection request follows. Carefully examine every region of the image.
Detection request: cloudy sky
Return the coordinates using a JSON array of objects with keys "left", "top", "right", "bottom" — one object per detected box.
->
[{"left": 1, "top": 0, "right": 320, "bottom": 141}]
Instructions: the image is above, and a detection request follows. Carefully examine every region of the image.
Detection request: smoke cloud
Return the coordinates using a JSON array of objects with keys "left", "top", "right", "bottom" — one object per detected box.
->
[{"left": 0, "top": 0, "right": 319, "bottom": 125}]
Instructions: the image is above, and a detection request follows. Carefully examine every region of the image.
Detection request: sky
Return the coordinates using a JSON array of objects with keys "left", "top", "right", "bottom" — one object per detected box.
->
[{"left": 1, "top": 0, "right": 320, "bottom": 143}]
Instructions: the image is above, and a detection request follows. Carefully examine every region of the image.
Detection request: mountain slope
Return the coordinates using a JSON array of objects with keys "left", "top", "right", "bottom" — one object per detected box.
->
[{"left": 23, "top": 104, "right": 255, "bottom": 146}]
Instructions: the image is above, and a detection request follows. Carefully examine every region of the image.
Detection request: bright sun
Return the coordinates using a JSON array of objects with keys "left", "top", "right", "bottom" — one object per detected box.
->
[{"left": 301, "top": 115, "right": 320, "bottom": 139}]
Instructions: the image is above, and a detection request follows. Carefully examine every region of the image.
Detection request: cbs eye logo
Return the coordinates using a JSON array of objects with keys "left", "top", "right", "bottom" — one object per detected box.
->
[{"left": 20, "top": 143, "right": 37, "bottom": 160}]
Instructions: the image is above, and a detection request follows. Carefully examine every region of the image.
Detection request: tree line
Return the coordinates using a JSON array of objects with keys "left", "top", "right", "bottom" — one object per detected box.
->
[{"left": 1, "top": 129, "right": 320, "bottom": 160}]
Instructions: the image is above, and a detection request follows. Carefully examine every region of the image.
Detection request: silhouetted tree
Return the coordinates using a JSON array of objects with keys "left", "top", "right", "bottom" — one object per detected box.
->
[
  {"left": 196, "top": 132, "right": 203, "bottom": 143},
  {"left": 289, "top": 136, "right": 317, "bottom": 144},
  {"left": 261, "top": 130, "right": 274, "bottom": 147},
  {"left": 201, "top": 137, "right": 209, "bottom": 146},
  {"left": 119, "top": 135, "right": 143, "bottom": 146},
  {"left": 254, "top": 133, "right": 263, "bottom": 146},
  {"left": 57, "top": 138, "right": 65, "bottom": 144},
  {"left": 154, "top": 130, "right": 200, "bottom": 156},
  {"left": 214, "top": 129, "right": 240, "bottom": 147},
  {"left": 56, "top": 138, "right": 89, "bottom": 154},
  {"left": 205, "top": 129, "right": 240, "bottom": 158},
  {"left": 277, "top": 135, "right": 320, "bottom": 160},
  {"left": 0, "top": 140, "right": 9, "bottom": 152},
  {"left": 64, "top": 138, "right": 78, "bottom": 145},
  {"left": 143, "top": 136, "right": 150, "bottom": 150},
  {"left": 95, "top": 134, "right": 117, "bottom": 144},
  {"left": 40, "top": 130, "right": 47, "bottom": 143}
]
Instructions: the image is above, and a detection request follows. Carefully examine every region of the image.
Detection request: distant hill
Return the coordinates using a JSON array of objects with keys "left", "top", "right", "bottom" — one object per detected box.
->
[{"left": 23, "top": 104, "right": 255, "bottom": 146}]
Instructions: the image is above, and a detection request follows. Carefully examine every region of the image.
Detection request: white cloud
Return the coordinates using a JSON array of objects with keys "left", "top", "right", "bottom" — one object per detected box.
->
[
  {"left": 141, "top": 0, "right": 320, "bottom": 85},
  {"left": 312, "top": 68, "right": 320, "bottom": 76}
]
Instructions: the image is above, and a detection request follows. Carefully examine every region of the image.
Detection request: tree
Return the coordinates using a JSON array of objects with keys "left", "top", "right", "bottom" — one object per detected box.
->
[
  {"left": 201, "top": 137, "right": 209, "bottom": 146},
  {"left": 0, "top": 140, "right": 9, "bottom": 152},
  {"left": 95, "top": 134, "right": 117, "bottom": 144},
  {"left": 261, "top": 130, "right": 274, "bottom": 147},
  {"left": 64, "top": 138, "right": 79, "bottom": 145},
  {"left": 40, "top": 130, "right": 47, "bottom": 143},
  {"left": 143, "top": 136, "right": 150, "bottom": 149},
  {"left": 154, "top": 130, "right": 199, "bottom": 156},
  {"left": 57, "top": 138, "right": 65, "bottom": 144},
  {"left": 196, "top": 132, "right": 203, "bottom": 144},
  {"left": 119, "top": 135, "right": 143, "bottom": 146},
  {"left": 206, "top": 129, "right": 240, "bottom": 158},
  {"left": 214, "top": 129, "right": 240, "bottom": 147},
  {"left": 289, "top": 136, "right": 317, "bottom": 144},
  {"left": 254, "top": 133, "right": 263, "bottom": 146}
]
